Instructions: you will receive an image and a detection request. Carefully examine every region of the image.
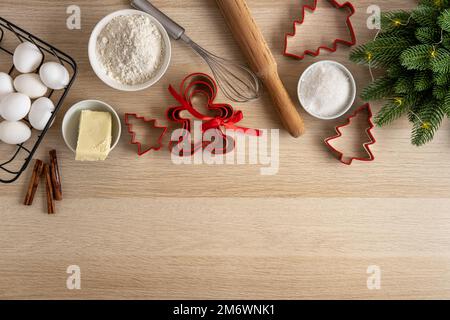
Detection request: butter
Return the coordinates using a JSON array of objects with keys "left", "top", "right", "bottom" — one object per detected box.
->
[{"left": 75, "top": 110, "right": 112, "bottom": 161}]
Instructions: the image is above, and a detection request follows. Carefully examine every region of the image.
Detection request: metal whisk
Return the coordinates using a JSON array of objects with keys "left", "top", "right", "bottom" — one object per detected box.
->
[{"left": 131, "top": 0, "right": 261, "bottom": 103}]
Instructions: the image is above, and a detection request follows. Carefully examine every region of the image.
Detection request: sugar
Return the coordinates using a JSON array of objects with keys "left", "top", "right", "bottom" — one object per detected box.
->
[{"left": 299, "top": 63, "right": 351, "bottom": 118}]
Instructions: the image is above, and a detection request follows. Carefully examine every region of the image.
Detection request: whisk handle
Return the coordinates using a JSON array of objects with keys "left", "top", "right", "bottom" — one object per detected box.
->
[{"left": 131, "top": 0, "right": 185, "bottom": 40}]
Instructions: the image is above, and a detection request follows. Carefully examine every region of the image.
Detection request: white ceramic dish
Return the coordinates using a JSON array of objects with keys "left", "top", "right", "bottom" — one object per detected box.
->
[
  {"left": 297, "top": 60, "right": 356, "bottom": 120},
  {"left": 61, "top": 100, "right": 121, "bottom": 153},
  {"left": 88, "top": 9, "right": 171, "bottom": 91}
]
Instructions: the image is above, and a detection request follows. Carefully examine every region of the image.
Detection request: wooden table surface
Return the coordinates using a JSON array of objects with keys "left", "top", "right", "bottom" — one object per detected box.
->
[{"left": 1, "top": 0, "right": 450, "bottom": 299}]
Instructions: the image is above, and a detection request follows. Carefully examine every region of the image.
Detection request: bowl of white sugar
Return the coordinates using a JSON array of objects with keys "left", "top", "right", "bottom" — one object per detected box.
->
[
  {"left": 88, "top": 9, "right": 171, "bottom": 91},
  {"left": 297, "top": 60, "right": 356, "bottom": 120}
]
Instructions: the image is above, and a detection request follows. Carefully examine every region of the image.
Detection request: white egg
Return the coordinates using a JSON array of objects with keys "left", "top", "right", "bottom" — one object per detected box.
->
[
  {"left": 14, "top": 73, "right": 48, "bottom": 99},
  {"left": 39, "top": 62, "right": 70, "bottom": 90},
  {"left": 13, "top": 42, "right": 43, "bottom": 73},
  {"left": 28, "top": 97, "right": 55, "bottom": 131},
  {"left": 0, "top": 72, "right": 14, "bottom": 99},
  {"left": 0, "top": 121, "right": 31, "bottom": 145},
  {"left": 0, "top": 93, "right": 31, "bottom": 121}
]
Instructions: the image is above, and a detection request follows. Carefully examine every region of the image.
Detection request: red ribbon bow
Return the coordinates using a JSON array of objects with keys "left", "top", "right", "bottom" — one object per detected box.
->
[
  {"left": 202, "top": 111, "right": 260, "bottom": 136},
  {"left": 168, "top": 82, "right": 261, "bottom": 137}
]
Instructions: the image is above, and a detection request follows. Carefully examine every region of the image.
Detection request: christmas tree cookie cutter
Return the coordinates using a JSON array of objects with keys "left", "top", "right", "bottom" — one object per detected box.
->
[
  {"left": 284, "top": 0, "right": 357, "bottom": 60},
  {"left": 124, "top": 113, "right": 168, "bottom": 156},
  {"left": 324, "top": 103, "right": 376, "bottom": 165}
]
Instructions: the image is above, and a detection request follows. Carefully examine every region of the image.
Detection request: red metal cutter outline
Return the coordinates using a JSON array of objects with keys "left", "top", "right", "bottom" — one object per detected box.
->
[
  {"left": 166, "top": 72, "right": 235, "bottom": 156},
  {"left": 166, "top": 73, "right": 260, "bottom": 156},
  {"left": 124, "top": 113, "right": 168, "bottom": 156},
  {"left": 324, "top": 103, "right": 376, "bottom": 165},
  {"left": 123, "top": 73, "right": 261, "bottom": 157},
  {"left": 284, "top": 0, "right": 357, "bottom": 60}
]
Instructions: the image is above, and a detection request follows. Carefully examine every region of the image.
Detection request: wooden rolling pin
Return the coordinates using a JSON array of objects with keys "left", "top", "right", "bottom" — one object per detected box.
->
[{"left": 215, "top": 0, "right": 305, "bottom": 138}]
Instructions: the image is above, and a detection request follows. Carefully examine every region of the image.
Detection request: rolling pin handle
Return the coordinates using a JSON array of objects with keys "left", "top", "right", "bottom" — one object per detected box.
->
[
  {"left": 215, "top": 0, "right": 305, "bottom": 137},
  {"left": 131, "top": 0, "right": 185, "bottom": 40},
  {"left": 263, "top": 71, "right": 305, "bottom": 138}
]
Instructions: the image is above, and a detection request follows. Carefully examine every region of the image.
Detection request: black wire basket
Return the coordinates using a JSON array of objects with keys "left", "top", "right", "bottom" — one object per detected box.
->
[{"left": 0, "top": 17, "right": 77, "bottom": 183}]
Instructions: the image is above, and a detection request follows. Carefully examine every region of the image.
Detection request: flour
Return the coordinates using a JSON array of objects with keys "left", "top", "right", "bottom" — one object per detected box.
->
[
  {"left": 299, "top": 62, "right": 352, "bottom": 118},
  {"left": 96, "top": 14, "right": 164, "bottom": 85}
]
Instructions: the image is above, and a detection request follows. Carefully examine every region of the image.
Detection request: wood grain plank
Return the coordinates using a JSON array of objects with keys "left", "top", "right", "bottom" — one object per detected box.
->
[{"left": 1, "top": 0, "right": 449, "bottom": 299}]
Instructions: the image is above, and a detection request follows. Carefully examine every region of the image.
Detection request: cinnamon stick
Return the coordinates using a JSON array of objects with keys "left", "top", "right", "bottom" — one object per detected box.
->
[
  {"left": 49, "top": 149, "right": 62, "bottom": 201},
  {"left": 24, "top": 159, "right": 44, "bottom": 206},
  {"left": 43, "top": 163, "right": 55, "bottom": 214}
]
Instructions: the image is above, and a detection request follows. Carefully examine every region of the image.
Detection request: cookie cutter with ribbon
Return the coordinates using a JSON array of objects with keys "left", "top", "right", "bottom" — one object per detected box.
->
[
  {"left": 284, "top": 0, "right": 357, "bottom": 60},
  {"left": 167, "top": 73, "right": 261, "bottom": 156},
  {"left": 124, "top": 113, "right": 168, "bottom": 156},
  {"left": 324, "top": 103, "right": 376, "bottom": 165},
  {"left": 123, "top": 73, "right": 261, "bottom": 157}
]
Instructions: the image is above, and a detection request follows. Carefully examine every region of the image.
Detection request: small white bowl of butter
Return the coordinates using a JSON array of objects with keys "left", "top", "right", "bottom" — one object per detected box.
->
[{"left": 62, "top": 100, "right": 121, "bottom": 160}]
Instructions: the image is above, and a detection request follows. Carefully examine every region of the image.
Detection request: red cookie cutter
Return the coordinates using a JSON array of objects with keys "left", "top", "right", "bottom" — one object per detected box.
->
[
  {"left": 123, "top": 73, "right": 261, "bottom": 157},
  {"left": 324, "top": 104, "right": 376, "bottom": 165},
  {"left": 284, "top": 0, "right": 357, "bottom": 60},
  {"left": 167, "top": 73, "right": 261, "bottom": 156},
  {"left": 124, "top": 113, "right": 167, "bottom": 156}
]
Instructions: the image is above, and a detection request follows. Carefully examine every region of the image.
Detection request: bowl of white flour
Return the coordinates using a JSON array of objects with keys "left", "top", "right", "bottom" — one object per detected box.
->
[
  {"left": 298, "top": 61, "right": 356, "bottom": 120},
  {"left": 88, "top": 9, "right": 171, "bottom": 91}
]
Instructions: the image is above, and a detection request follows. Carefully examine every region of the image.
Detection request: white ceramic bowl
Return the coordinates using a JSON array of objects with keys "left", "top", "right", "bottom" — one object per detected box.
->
[
  {"left": 297, "top": 60, "right": 356, "bottom": 120},
  {"left": 88, "top": 9, "right": 171, "bottom": 91},
  {"left": 62, "top": 100, "right": 121, "bottom": 153}
]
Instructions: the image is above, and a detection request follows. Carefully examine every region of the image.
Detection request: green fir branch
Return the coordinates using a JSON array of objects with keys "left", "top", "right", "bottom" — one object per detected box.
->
[
  {"left": 352, "top": 2, "right": 450, "bottom": 145},
  {"left": 415, "top": 27, "right": 441, "bottom": 44},
  {"left": 411, "top": 101, "right": 445, "bottom": 145},
  {"left": 430, "top": 47, "right": 450, "bottom": 73},
  {"left": 380, "top": 11, "right": 414, "bottom": 33},
  {"left": 442, "top": 33, "right": 450, "bottom": 50},
  {"left": 419, "top": 0, "right": 449, "bottom": 8},
  {"left": 443, "top": 90, "right": 450, "bottom": 116},
  {"left": 400, "top": 44, "right": 434, "bottom": 70},
  {"left": 411, "top": 5, "right": 440, "bottom": 27},
  {"left": 438, "top": 9, "right": 450, "bottom": 32},
  {"left": 433, "top": 85, "right": 448, "bottom": 99},
  {"left": 434, "top": 71, "right": 450, "bottom": 85},
  {"left": 350, "top": 37, "right": 415, "bottom": 68},
  {"left": 386, "top": 64, "right": 406, "bottom": 78},
  {"left": 360, "top": 77, "right": 396, "bottom": 101},
  {"left": 349, "top": 45, "right": 372, "bottom": 67},
  {"left": 414, "top": 70, "right": 433, "bottom": 91},
  {"left": 374, "top": 99, "right": 409, "bottom": 126},
  {"left": 395, "top": 75, "right": 415, "bottom": 94}
]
